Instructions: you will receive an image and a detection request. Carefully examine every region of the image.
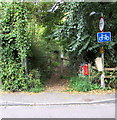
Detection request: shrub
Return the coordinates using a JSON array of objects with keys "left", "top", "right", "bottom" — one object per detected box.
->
[
  {"left": 105, "top": 70, "right": 117, "bottom": 89},
  {"left": 68, "top": 75, "right": 102, "bottom": 92},
  {"left": 29, "top": 87, "right": 45, "bottom": 93},
  {"left": 28, "top": 69, "right": 44, "bottom": 92}
]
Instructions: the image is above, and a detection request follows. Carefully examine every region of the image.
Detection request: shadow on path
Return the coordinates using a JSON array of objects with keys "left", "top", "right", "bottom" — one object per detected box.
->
[{"left": 45, "top": 66, "right": 69, "bottom": 92}]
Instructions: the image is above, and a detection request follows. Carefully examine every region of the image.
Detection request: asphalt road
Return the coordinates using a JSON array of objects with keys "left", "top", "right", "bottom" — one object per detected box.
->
[{"left": 0, "top": 103, "right": 115, "bottom": 118}]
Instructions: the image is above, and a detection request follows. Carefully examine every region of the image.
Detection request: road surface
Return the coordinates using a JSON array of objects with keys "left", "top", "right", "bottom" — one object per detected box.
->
[{"left": 0, "top": 103, "right": 115, "bottom": 118}]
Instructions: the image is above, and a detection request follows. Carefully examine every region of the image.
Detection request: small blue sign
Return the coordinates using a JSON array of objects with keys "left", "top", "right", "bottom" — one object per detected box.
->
[{"left": 97, "top": 32, "right": 111, "bottom": 42}]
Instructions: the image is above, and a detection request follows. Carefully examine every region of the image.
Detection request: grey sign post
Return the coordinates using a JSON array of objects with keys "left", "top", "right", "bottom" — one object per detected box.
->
[{"left": 89, "top": 11, "right": 106, "bottom": 89}]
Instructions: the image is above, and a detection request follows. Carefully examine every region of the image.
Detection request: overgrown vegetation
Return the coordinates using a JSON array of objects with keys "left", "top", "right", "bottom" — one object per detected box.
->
[
  {"left": 0, "top": 3, "right": 29, "bottom": 91},
  {"left": 0, "top": 2, "right": 44, "bottom": 92},
  {"left": 68, "top": 76, "right": 102, "bottom": 92},
  {"left": 0, "top": 2, "right": 116, "bottom": 92},
  {"left": 55, "top": 2, "right": 117, "bottom": 68},
  {"left": 105, "top": 71, "right": 117, "bottom": 89},
  {"left": 54, "top": 2, "right": 117, "bottom": 90}
]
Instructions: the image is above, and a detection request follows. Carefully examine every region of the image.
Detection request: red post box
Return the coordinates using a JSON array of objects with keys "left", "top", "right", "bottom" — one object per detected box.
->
[{"left": 82, "top": 64, "right": 89, "bottom": 75}]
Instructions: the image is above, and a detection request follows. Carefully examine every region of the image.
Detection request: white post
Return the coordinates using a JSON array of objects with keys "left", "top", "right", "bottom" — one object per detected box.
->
[
  {"left": 100, "top": 12, "right": 105, "bottom": 89},
  {"left": 101, "top": 52, "right": 105, "bottom": 88},
  {"left": 89, "top": 11, "right": 106, "bottom": 89}
]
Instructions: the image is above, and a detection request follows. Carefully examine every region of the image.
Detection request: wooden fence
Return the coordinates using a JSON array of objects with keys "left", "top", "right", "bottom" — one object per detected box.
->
[
  {"left": 91, "top": 66, "right": 117, "bottom": 79},
  {"left": 104, "top": 68, "right": 117, "bottom": 78}
]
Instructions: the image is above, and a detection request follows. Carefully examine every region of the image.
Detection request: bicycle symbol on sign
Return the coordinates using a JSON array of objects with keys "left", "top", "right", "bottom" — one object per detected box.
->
[
  {"left": 97, "top": 32, "right": 111, "bottom": 42},
  {"left": 99, "top": 34, "right": 110, "bottom": 41}
]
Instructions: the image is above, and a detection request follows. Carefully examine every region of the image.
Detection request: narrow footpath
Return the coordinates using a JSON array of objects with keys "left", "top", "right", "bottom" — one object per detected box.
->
[{"left": 45, "top": 66, "right": 69, "bottom": 92}]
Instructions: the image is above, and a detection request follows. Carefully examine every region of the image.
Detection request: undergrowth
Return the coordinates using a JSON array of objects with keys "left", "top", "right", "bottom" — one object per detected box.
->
[{"left": 68, "top": 75, "right": 102, "bottom": 92}]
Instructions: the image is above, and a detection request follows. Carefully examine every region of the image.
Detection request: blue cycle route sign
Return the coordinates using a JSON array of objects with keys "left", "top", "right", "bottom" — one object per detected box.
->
[{"left": 97, "top": 32, "right": 111, "bottom": 42}]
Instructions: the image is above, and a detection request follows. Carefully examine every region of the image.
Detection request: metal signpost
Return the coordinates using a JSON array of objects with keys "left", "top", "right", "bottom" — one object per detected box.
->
[
  {"left": 98, "top": 15, "right": 111, "bottom": 89},
  {"left": 98, "top": 13, "right": 105, "bottom": 89},
  {"left": 90, "top": 11, "right": 112, "bottom": 89},
  {"left": 98, "top": 31, "right": 111, "bottom": 88}
]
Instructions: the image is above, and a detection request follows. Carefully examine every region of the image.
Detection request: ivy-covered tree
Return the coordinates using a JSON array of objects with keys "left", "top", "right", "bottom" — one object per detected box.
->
[{"left": 0, "top": 2, "right": 32, "bottom": 91}]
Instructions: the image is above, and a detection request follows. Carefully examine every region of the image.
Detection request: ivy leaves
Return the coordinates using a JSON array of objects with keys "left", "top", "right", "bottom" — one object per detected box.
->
[{"left": 0, "top": 2, "right": 30, "bottom": 91}]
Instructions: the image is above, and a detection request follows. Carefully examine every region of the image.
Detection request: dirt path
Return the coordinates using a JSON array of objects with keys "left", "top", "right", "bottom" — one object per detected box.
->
[{"left": 45, "top": 66, "right": 69, "bottom": 92}]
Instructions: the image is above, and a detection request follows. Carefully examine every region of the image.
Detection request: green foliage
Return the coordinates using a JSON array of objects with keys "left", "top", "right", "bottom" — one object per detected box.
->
[
  {"left": 52, "top": 61, "right": 60, "bottom": 67},
  {"left": 28, "top": 69, "right": 44, "bottom": 93},
  {"left": 29, "top": 87, "right": 45, "bottom": 93},
  {"left": 68, "top": 76, "right": 102, "bottom": 92},
  {"left": 0, "top": 62, "right": 28, "bottom": 91},
  {"left": 54, "top": 2, "right": 117, "bottom": 66},
  {"left": 27, "top": 69, "right": 44, "bottom": 92},
  {"left": 28, "top": 3, "right": 63, "bottom": 80},
  {"left": 105, "top": 70, "right": 117, "bottom": 89},
  {"left": 0, "top": 2, "right": 31, "bottom": 91},
  {"left": 1, "top": 2, "right": 116, "bottom": 92},
  {"left": 0, "top": 2, "right": 64, "bottom": 92},
  {"left": 30, "top": 25, "right": 61, "bottom": 80},
  {"left": 28, "top": 69, "right": 41, "bottom": 88}
]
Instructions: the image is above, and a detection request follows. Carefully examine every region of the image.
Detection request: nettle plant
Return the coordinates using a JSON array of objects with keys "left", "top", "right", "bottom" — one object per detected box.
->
[{"left": 0, "top": 2, "right": 31, "bottom": 91}]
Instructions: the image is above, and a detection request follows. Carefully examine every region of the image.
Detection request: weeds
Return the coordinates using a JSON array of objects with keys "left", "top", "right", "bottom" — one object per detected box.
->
[
  {"left": 29, "top": 87, "right": 45, "bottom": 93},
  {"left": 68, "top": 75, "right": 102, "bottom": 92},
  {"left": 28, "top": 69, "right": 44, "bottom": 93}
]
